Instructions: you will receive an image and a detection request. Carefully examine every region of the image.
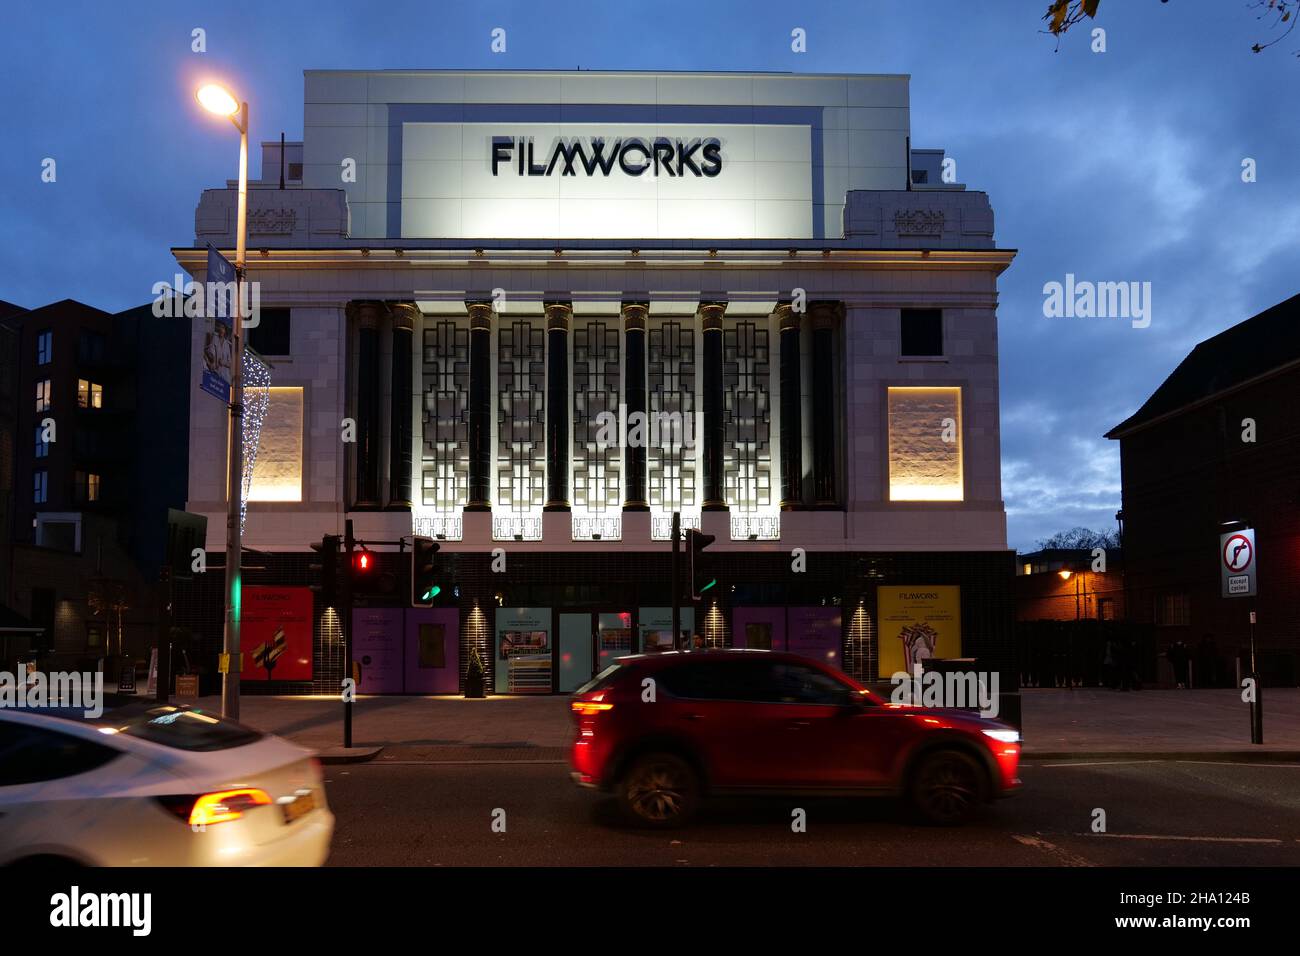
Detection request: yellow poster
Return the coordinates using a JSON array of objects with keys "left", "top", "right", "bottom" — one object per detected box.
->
[{"left": 876, "top": 586, "right": 961, "bottom": 677}]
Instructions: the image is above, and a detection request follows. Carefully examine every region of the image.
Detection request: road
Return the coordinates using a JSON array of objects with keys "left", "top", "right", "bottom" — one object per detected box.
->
[{"left": 320, "top": 757, "right": 1300, "bottom": 866}]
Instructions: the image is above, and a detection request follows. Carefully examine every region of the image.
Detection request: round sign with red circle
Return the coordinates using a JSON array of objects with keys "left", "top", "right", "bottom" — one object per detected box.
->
[{"left": 1222, "top": 533, "right": 1253, "bottom": 572}]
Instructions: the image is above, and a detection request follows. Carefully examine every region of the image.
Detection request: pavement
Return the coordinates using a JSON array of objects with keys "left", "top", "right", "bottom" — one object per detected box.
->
[{"left": 178, "top": 687, "right": 1300, "bottom": 763}]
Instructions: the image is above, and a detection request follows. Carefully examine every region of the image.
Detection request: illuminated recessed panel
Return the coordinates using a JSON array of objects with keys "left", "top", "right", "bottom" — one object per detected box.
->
[
  {"left": 248, "top": 386, "right": 303, "bottom": 502},
  {"left": 887, "top": 386, "right": 963, "bottom": 502}
]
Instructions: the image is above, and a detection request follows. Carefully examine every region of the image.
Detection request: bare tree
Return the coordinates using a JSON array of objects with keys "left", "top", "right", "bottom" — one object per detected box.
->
[{"left": 1035, "top": 527, "right": 1120, "bottom": 551}]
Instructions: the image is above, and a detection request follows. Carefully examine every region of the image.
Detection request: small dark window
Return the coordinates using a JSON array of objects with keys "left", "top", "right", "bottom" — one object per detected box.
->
[
  {"left": 911, "top": 169, "right": 929, "bottom": 185},
  {"left": 901, "top": 308, "right": 943, "bottom": 357},
  {"left": 246, "top": 307, "right": 291, "bottom": 357},
  {"left": 0, "top": 722, "right": 121, "bottom": 786},
  {"left": 288, "top": 163, "right": 304, "bottom": 181}
]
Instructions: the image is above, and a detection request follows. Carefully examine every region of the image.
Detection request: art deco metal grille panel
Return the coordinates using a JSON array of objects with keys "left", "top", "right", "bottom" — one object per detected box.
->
[
  {"left": 572, "top": 318, "right": 622, "bottom": 539},
  {"left": 647, "top": 317, "right": 696, "bottom": 534},
  {"left": 723, "top": 320, "right": 772, "bottom": 511},
  {"left": 421, "top": 317, "right": 470, "bottom": 521},
  {"left": 496, "top": 317, "right": 546, "bottom": 532}
]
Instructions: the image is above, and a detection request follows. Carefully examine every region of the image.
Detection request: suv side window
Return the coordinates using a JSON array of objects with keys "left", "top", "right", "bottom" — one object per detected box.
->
[
  {"left": 658, "top": 660, "right": 772, "bottom": 702},
  {"left": 768, "top": 663, "right": 858, "bottom": 706},
  {"left": 0, "top": 721, "right": 121, "bottom": 786}
]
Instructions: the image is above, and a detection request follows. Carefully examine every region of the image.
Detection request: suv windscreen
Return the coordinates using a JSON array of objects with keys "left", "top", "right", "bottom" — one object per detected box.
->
[
  {"left": 98, "top": 705, "right": 264, "bottom": 752},
  {"left": 574, "top": 663, "right": 625, "bottom": 696}
]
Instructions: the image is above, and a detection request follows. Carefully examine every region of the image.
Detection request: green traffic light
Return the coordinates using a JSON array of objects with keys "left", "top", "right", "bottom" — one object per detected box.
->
[
  {"left": 700, "top": 578, "right": 717, "bottom": 593},
  {"left": 422, "top": 585, "right": 441, "bottom": 600}
]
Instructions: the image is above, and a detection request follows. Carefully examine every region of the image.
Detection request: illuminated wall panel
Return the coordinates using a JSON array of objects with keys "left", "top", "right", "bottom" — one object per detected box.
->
[
  {"left": 888, "top": 386, "right": 963, "bottom": 501},
  {"left": 248, "top": 387, "right": 303, "bottom": 502},
  {"left": 417, "top": 315, "right": 469, "bottom": 539}
]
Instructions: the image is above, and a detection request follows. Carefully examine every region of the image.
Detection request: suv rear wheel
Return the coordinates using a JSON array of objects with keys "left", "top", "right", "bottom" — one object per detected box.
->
[
  {"left": 909, "top": 749, "right": 985, "bottom": 825},
  {"left": 618, "top": 752, "right": 700, "bottom": 828}
]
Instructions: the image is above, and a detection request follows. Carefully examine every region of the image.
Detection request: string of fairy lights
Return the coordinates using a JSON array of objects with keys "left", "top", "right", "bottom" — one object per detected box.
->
[{"left": 240, "top": 349, "right": 271, "bottom": 534}]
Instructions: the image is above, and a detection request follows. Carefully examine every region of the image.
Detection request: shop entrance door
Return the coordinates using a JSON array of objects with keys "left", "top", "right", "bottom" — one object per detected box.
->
[
  {"left": 558, "top": 614, "right": 593, "bottom": 693},
  {"left": 557, "top": 610, "right": 635, "bottom": 692}
]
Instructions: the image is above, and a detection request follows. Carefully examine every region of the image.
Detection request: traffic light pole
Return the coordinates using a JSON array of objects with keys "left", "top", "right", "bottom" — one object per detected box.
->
[
  {"left": 343, "top": 518, "right": 355, "bottom": 748},
  {"left": 671, "top": 511, "right": 681, "bottom": 651}
]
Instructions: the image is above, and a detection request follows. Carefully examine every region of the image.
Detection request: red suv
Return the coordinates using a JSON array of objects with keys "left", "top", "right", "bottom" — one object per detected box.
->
[{"left": 570, "top": 649, "right": 1020, "bottom": 826}]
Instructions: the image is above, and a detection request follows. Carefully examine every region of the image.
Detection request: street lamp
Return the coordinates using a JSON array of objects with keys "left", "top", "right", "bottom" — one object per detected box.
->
[{"left": 197, "top": 81, "right": 249, "bottom": 720}]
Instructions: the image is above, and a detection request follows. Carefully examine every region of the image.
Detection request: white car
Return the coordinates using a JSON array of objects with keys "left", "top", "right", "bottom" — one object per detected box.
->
[{"left": 0, "top": 703, "right": 334, "bottom": 866}]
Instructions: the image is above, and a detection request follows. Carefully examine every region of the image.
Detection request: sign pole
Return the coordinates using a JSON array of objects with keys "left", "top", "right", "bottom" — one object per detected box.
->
[{"left": 1249, "top": 609, "right": 1263, "bottom": 744}]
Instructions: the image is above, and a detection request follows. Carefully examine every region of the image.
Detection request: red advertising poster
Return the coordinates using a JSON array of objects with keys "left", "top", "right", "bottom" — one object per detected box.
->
[{"left": 240, "top": 587, "right": 314, "bottom": 681}]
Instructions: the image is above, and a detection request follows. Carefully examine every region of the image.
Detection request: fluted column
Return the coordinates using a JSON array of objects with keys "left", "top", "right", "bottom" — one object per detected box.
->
[
  {"left": 622, "top": 301, "right": 649, "bottom": 511},
  {"left": 700, "top": 301, "right": 728, "bottom": 512},
  {"left": 465, "top": 301, "right": 493, "bottom": 512},
  {"left": 810, "top": 301, "right": 841, "bottom": 508},
  {"left": 544, "top": 301, "right": 571, "bottom": 511},
  {"left": 347, "top": 300, "right": 386, "bottom": 507},
  {"left": 388, "top": 303, "right": 417, "bottom": 508},
  {"left": 776, "top": 302, "right": 803, "bottom": 510}
]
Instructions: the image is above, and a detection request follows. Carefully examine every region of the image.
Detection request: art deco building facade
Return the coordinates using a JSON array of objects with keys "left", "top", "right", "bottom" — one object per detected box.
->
[{"left": 174, "top": 71, "right": 1016, "bottom": 699}]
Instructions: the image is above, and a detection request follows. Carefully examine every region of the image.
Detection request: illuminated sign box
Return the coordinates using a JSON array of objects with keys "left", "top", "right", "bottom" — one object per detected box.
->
[{"left": 400, "top": 122, "right": 813, "bottom": 239}]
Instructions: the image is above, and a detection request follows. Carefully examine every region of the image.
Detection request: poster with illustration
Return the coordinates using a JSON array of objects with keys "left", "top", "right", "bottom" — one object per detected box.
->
[
  {"left": 876, "top": 586, "right": 961, "bottom": 677},
  {"left": 240, "top": 587, "right": 313, "bottom": 681}
]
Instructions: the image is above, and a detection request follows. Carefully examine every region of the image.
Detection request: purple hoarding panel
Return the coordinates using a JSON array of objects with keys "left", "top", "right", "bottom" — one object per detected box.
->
[
  {"left": 353, "top": 608, "right": 404, "bottom": 694},
  {"left": 789, "top": 606, "right": 844, "bottom": 671},
  {"left": 405, "top": 607, "right": 460, "bottom": 694}
]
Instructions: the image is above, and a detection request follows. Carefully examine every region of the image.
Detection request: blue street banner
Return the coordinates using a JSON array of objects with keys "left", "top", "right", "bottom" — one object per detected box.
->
[{"left": 200, "top": 245, "right": 236, "bottom": 402}]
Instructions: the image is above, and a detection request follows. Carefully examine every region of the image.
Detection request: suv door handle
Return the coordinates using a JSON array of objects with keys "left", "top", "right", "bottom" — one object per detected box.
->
[
  {"left": 785, "top": 719, "right": 813, "bottom": 729},
  {"left": 681, "top": 713, "right": 704, "bottom": 721}
]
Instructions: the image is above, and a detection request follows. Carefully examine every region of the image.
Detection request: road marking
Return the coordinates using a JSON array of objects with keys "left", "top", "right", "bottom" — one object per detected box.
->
[
  {"left": 1030, "top": 760, "right": 1162, "bottom": 768},
  {"left": 1174, "top": 761, "right": 1300, "bottom": 769},
  {"left": 1074, "top": 832, "right": 1282, "bottom": 845},
  {"left": 1011, "top": 834, "right": 1094, "bottom": 866}
]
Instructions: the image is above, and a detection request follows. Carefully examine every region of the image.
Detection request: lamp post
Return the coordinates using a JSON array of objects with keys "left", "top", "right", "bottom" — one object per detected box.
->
[{"left": 197, "top": 83, "right": 249, "bottom": 719}]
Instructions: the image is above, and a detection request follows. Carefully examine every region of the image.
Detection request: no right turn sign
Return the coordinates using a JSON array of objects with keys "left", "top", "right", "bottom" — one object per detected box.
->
[{"left": 1220, "top": 528, "right": 1257, "bottom": 598}]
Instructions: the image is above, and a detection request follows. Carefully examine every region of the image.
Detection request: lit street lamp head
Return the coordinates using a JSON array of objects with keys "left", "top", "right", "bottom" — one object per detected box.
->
[
  {"left": 196, "top": 83, "right": 246, "bottom": 132},
  {"left": 196, "top": 83, "right": 238, "bottom": 116}
]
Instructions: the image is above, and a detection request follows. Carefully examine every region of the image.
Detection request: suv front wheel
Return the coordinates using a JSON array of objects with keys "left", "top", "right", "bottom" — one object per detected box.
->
[
  {"left": 909, "top": 748, "right": 986, "bottom": 825},
  {"left": 617, "top": 752, "right": 700, "bottom": 828}
]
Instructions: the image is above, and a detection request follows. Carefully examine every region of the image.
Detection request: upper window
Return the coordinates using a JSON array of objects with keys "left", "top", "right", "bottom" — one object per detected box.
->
[
  {"left": 34, "top": 425, "right": 48, "bottom": 459},
  {"left": 78, "top": 330, "right": 106, "bottom": 364},
  {"left": 36, "top": 330, "right": 52, "bottom": 365},
  {"left": 35, "top": 379, "right": 51, "bottom": 412},
  {"left": 74, "top": 470, "right": 101, "bottom": 503},
  {"left": 77, "top": 379, "right": 103, "bottom": 409},
  {"left": 33, "top": 470, "right": 47, "bottom": 504},
  {"left": 900, "top": 308, "right": 944, "bottom": 357},
  {"left": 246, "top": 307, "right": 291, "bottom": 357},
  {"left": 887, "top": 386, "right": 963, "bottom": 501}
]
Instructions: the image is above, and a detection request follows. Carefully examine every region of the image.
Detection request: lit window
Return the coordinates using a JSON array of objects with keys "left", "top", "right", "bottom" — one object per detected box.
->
[
  {"left": 247, "top": 386, "right": 304, "bottom": 502},
  {"left": 75, "top": 471, "right": 101, "bottom": 503},
  {"left": 35, "top": 425, "right": 48, "bottom": 458},
  {"left": 887, "top": 386, "right": 963, "bottom": 501},
  {"left": 78, "top": 379, "right": 104, "bottom": 409},
  {"left": 37, "top": 330, "right": 52, "bottom": 365},
  {"left": 36, "top": 379, "right": 51, "bottom": 412},
  {"left": 34, "top": 470, "right": 47, "bottom": 504}
]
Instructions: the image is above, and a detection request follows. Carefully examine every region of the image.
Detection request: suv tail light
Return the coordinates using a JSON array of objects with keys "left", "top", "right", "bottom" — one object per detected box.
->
[{"left": 156, "top": 788, "right": 272, "bottom": 827}]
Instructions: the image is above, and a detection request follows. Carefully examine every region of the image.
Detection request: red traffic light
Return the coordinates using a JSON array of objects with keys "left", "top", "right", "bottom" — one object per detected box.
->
[{"left": 354, "top": 550, "right": 372, "bottom": 572}]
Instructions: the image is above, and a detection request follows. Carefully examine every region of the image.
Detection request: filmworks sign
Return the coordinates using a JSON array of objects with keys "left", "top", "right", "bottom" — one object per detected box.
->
[
  {"left": 491, "top": 136, "right": 722, "bottom": 178},
  {"left": 399, "top": 122, "right": 814, "bottom": 240}
]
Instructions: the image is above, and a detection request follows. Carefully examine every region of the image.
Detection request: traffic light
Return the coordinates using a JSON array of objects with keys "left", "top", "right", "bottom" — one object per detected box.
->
[
  {"left": 353, "top": 547, "right": 375, "bottom": 577},
  {"left": 411, "top": 535, "right": 441, "bottom": 606},
  {"left": 309, "top": 534, "right": 341, "bottom": 607},
  {"left": 687, "top": 528, "right": 716, "bottom": 600}
]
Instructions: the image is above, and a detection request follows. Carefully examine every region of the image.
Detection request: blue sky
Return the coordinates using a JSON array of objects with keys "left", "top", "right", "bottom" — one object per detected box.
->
[{"left": 2, "top": 0, "right": 1296, "bottom": 552}]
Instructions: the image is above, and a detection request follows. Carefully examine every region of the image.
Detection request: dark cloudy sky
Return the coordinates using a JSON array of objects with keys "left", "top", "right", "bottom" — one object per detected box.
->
[{"left": 2, "top": 1, "right": 1296, "bottom": 552}]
